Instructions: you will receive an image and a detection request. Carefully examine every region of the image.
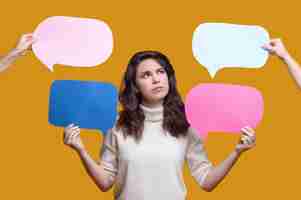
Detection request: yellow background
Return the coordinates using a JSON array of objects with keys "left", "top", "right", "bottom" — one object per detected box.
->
[{"left": 1, "top": 0, "right": 300, "bottom": 199}]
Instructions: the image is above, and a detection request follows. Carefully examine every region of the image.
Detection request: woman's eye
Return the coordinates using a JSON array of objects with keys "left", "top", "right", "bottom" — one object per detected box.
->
[
  {"left": 143, "top": 73, "right": 150, "bottom": 78},
  {"left": 157, "top": 68, "right": 166, "bottom": 74}
]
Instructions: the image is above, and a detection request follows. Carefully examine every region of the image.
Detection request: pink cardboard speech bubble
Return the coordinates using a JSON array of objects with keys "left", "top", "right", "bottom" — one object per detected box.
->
[
  {"left": 32, "top": 16, "right": 113, "bottom": 71},
  {"left": 185, "top": 83, "right": 264, "bottom": 140}
]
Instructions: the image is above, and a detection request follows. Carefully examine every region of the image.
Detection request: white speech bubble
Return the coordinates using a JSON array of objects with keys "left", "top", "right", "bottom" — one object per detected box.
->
[
  {"left": 192, "top": 23, "right": 270, "bottom": 78},
  {"left": 32, "top": 16, "right": 113, "bottom": 71}
]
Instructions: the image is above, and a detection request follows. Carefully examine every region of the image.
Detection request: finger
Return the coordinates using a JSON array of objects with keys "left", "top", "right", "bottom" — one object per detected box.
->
[
  {"left": 66, "top": 131, "right": 75, "bottom": 145},
  {"left": 241, "top": 127, "right": 254, "bottom": 137},
  {"left": 67, "top": 132, "right": 75, "bottom": 145},
  {"left": 66, "top": 126, "right": 79, "bottom": 136},
  {"left": 69, "top": 128, "right": 80, "bottom": 139},
  {"left": 241, "top": 130, "right": 255, "bottom": 140},
  {"left": 241, "top": 135, "right": 253, "bottom": 145},
  {"left": 64, "top": 128, "right": 78, "bottom": 143},
  {"left": 246, "top": 136, "right": 254, "bottom": 145},
  {"left": 21, "top": 33, "right": 33, "bottom": 39},
  {"left": 73, "top": 131, "right": 80, "bottom": 138},
  {"left": 64, "top": 128, "right": 72, "bottom": 138},
  {"left": 261, "top": 43, "right": 270, "bottom": 49},
  {"left": 23, "top": 33, "right": 32, "bottom": 36},
  {"left": 63, "top": 131, "right": 68, "bottom": 143},
  {"left": 244, "top": 126, "right": 255, "bottom": 133},
  {"left": 245, "top": 128, "right": 256, "bottom": 140},
  {"left": 64, "top": 126, "right": 74, "bottom": 135},
  {"left": 243, "top": 131, "right": 256, "bottom": 142},
  {"left": 66, "top": 123, "right": 74, "bottom": 129},
  {"left": 72, "top": 131, "right": 81, "bottom": 142},
  {"left": 241, "top": 127, "right": 250, "bottom": 135},
  {"left": 239, "top": 137, "right": 245, "bottom": 144},
  {"left": 240, "top": 134, "right": 248, "bottom": 142},
  {"left": 69, "top": 130, "right": 81, "bottom": 144},
  {"left": 270, "top": 38, "right": 281, "bottom": 43},
  {"left": 240, "top": 136, "right": 248, "bottom": 145},
  {"left": 262, "top": 44, "right": 274, "bottom": 52},
  {"left": 64, "top": 134, "right": 70, "bottom": 144},
  {"left": 64, "top": 130, "right": 73, "bottom": 144},
  {"left": 269, "top": 39, "right": 283, "bottom": 47},
  {"left": 249, "top": 134, "right": 256, "bottom": 143},
  {"left": 70, "top": 129, "right": 80, "bottom": 139},
  {"left": 244, "top": 134, "right": 255, "bottom": 144},
  {"left": 69, "top": 126, "right": 79, "bottom": 132},
  {"left": 25, "top": 35, "right": 33, "bottom": 40}
]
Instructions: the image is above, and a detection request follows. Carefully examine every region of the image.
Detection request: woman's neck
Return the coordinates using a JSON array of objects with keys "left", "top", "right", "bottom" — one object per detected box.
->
[
  {"left": 139, "top": 103, "right": 163, "bottom": 122},
  {"left": 141, "top": 100, "right": 163, "bottom": 109}
]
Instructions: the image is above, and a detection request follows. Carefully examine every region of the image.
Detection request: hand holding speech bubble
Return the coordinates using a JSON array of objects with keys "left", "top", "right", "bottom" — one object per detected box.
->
[
  {"left": 185, "top": 83, "right": 264, "bottom": 140},
  {"left": 48, "top": 80, "right": 118, "bottom": 134},
  {"left": 192, "top": 23, "right": 270, "bottom": 78},
  {"left": 33, "top": 16, "right": 113, "bottom": 71}
]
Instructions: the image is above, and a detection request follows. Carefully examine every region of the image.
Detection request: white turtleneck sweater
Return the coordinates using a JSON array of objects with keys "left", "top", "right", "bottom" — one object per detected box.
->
[{"left": 99, "top": 104, "right": 212, "bottom": 200}]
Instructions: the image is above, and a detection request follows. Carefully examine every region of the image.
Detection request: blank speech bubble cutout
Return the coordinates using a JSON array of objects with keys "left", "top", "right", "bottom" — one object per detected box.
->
[
  {"left": 33, "top": 16, "right": 113, "bottom": 71},
  {"left": 192, "top": 23, "right": 269, "bottom": 78},
  {"left": 49, "top": 80, "right": 118, "bottom": 135},
  {"left": 185, "top": 83, "right": 264, "bottom": 140}
]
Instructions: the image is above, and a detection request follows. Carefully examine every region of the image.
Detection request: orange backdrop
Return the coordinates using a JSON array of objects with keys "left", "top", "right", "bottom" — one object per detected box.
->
[{"left": 1, "top": 0, "right": 300, "bottom": 199}]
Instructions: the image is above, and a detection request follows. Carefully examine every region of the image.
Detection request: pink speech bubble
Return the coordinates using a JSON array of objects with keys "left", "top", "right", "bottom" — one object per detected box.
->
[
  {"left": 32, "top": 16, "right": 113, "bottom": 71},
  {"left": 185, "top": 83, "right": 264, "bottom": 140}
]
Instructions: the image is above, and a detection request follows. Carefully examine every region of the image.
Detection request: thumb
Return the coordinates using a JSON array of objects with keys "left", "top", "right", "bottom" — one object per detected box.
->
[
  {"left": 262, "top": 43, "right": 272, "bottom": 50},
  {"left": 262, "top": 44, "right": 275, "bottom": 53}
]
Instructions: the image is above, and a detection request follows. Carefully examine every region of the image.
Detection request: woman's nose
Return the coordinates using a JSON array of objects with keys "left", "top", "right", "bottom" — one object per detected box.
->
[{"left": 152, "top": 75, "right": 160, "bottom": 83}]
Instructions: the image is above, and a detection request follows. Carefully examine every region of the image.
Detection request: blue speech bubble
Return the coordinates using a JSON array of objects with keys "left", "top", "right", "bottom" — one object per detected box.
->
[{"left": 49, "top": 80, "right": 118, "bottom": 134}]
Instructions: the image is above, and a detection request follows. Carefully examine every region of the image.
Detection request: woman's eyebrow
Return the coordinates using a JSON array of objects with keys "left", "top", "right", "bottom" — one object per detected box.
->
[
  {"left": 141, "top": 67, "right": 164, "bottom": 74},
  {"left": 140, "top": 67, "right": 164, "bottom": 74},
  {"left": 156, "top": 67, "right": 164, "bottom": 71}
]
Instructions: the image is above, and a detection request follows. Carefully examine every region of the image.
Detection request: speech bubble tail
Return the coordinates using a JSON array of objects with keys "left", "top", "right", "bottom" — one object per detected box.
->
[
  {"left": 46, "top": 64, "right": 54, "bottom": 72},
  {"left": 208, "top": 68, "right": 218, "bottom": 78}
]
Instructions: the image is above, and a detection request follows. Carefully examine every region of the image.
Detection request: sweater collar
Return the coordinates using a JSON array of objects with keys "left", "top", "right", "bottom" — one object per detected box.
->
[{"left": 139, "top": 103, "right": 163, "bottom": 122}]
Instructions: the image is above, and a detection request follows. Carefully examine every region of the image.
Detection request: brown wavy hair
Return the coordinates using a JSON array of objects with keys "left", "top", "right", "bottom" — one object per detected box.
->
[{"left": 116, "top": 50, "right": 190, "bottom": 143}]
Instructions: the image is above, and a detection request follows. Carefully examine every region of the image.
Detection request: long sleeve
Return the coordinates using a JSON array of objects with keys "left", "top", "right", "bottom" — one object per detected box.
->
[
  {"left": 185, "top": 127, "right": 213, "bottom": 187},
  {"left": 99, "top": 128, "right": 119, "bottom": 182}
]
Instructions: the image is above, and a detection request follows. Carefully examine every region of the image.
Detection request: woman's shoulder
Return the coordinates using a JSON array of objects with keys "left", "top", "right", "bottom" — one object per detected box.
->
[
  {"left": 187, "top": 126, "right": 197, "bottom": 136},
  {"left": 103, "top": 113, "right": 118, "bottom": 135},
  {"left": 109, "top": 113, "right": 124, "bottom": 136},
  {"left": 186, "top": 126, "right": 203, "bottom": 142},
  {"left": 111, "top": 126, "right": 124, "bottom": 136}
]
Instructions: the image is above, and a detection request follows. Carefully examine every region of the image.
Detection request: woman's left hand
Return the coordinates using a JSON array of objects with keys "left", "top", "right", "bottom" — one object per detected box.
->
[{"left": 235, "top": 126, "right": 256, "bottom": 154}]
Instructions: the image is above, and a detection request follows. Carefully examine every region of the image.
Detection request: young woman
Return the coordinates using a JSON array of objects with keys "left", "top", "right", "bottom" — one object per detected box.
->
[
  {"left": 0, "top": 33, "right": 34, "bottom": 72},
  {"left": 63, "top": 50, "right": 256, "bottom": 200}
]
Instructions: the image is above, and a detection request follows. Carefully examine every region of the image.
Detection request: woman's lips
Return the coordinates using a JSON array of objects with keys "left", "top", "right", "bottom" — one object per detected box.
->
[{"left": 152, "top": 87, "right": 164, "bottom": 92}]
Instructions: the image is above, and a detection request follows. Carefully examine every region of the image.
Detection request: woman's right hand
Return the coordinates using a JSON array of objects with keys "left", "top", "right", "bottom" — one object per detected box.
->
[{"left": 63, "top": 124, "right": 85, "bottom": 152}]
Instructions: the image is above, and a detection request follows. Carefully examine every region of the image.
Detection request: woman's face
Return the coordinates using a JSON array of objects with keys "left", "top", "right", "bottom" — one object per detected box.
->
[{"left": 135, "top": 58, "right": 169, "bottom": 107}]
